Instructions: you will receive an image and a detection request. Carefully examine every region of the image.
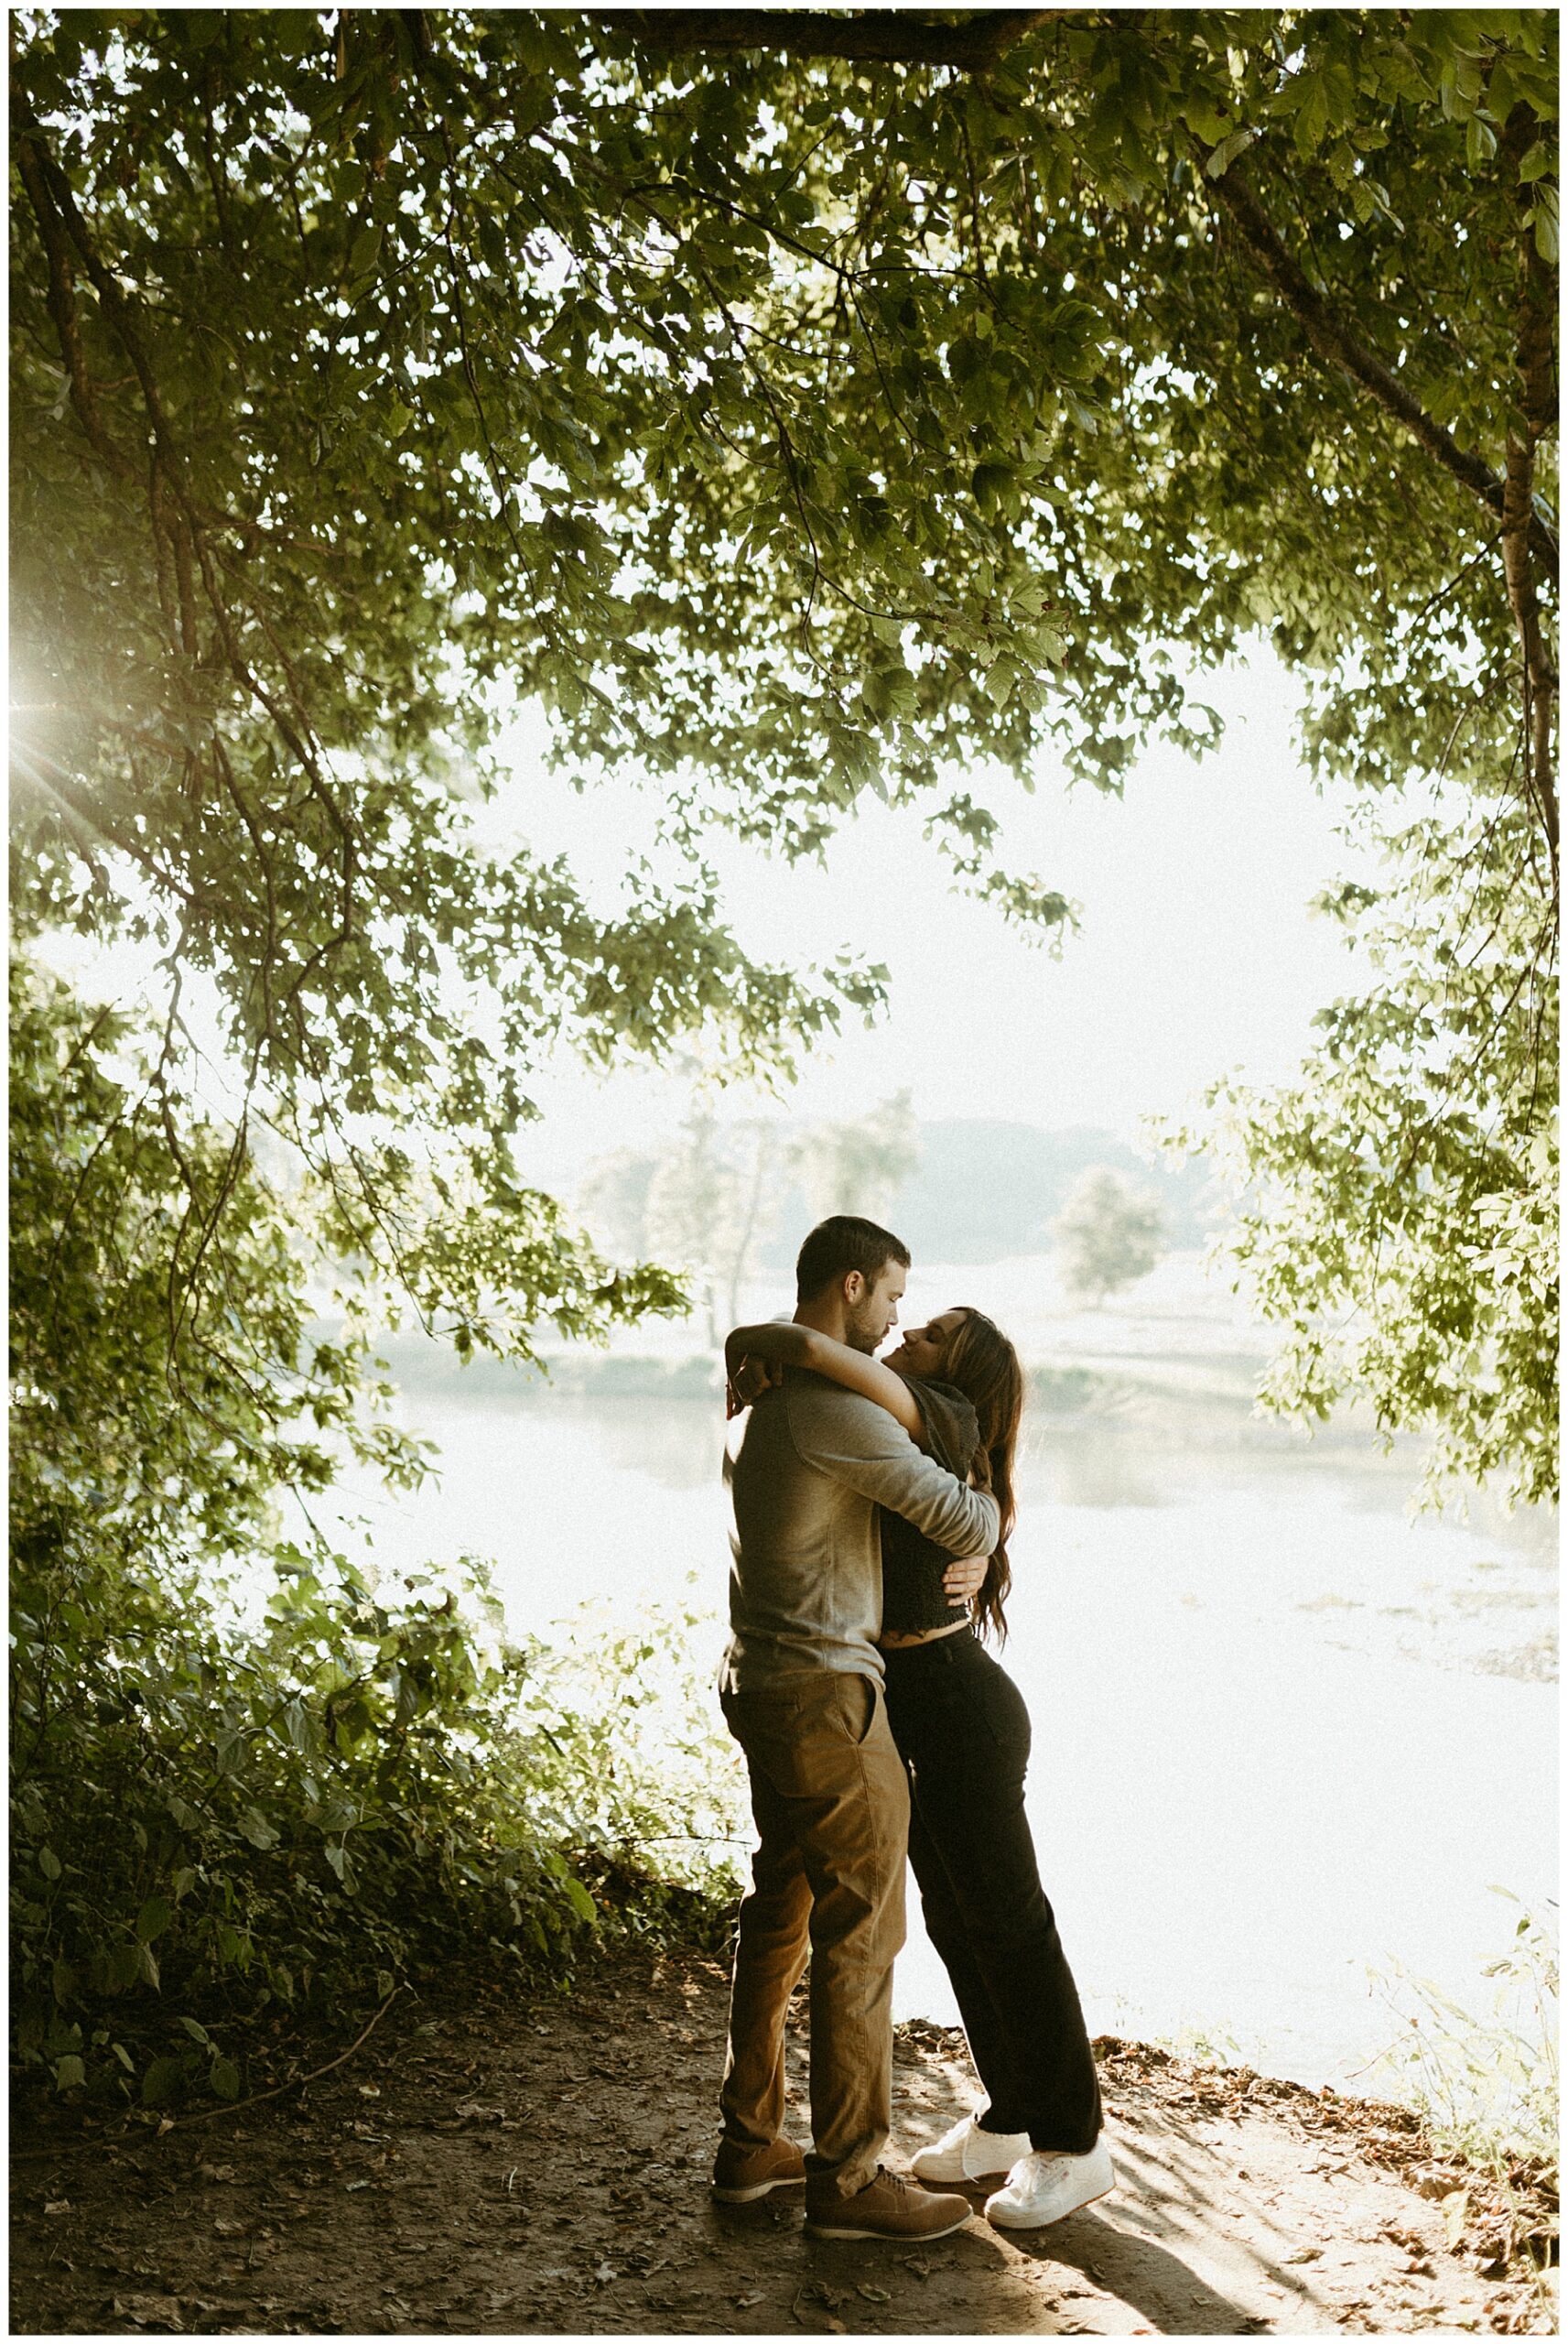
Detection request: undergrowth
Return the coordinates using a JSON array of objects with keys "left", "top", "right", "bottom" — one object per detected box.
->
[
  {"left": 10, "top": 958, "right": 743, "bottom": 2122},
  {"left": 1364, "top": 1894, "right": 1559, "bottom": 2288}
]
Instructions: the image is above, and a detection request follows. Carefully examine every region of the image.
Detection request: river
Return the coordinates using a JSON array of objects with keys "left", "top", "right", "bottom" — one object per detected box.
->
[{"left": 313, "top": 1374, "right": 1556, "bottom": 2101}]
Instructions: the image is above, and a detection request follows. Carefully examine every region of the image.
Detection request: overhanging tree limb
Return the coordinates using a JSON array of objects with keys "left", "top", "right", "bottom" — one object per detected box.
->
[
  {"left": 599, "top": 8, "right": 1057, "bottom": 71},
  {"left": 12, "top": 129, "right": 132, "bottom": 479},
  {"left": 1207, "top": 149, "right": 1560, "bottom": 576},
  {"left": 1496, "top": 102, "right": 1561, "bottom": 877},
  {"left": 1503, "top": 440, "right": 1560, "bottom": 875}
]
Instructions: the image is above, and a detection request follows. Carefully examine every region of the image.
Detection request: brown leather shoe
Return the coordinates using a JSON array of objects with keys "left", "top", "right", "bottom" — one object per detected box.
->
[
  {"left": 711, "top": 2134, "right": 807, "bottom": 2204},
  {"left": 805, "top": 2165, "right": 972, "bottom": 2241}
]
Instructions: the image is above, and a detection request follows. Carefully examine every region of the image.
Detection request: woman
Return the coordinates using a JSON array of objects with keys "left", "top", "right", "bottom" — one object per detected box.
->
[{"left": 723, "top": 1306, "right": 1112, "bottom": 2230}]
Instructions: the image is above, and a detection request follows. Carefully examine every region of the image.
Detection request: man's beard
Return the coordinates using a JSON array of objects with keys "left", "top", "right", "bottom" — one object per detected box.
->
[{"left": 843, "top": 1297, "right": 884, "bottom": 1355}]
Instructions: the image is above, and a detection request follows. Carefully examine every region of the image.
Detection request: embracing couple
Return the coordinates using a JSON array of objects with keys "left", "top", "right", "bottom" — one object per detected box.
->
[{"left": 710, "top": 1214, "right": 1114, "bottom": 2241}]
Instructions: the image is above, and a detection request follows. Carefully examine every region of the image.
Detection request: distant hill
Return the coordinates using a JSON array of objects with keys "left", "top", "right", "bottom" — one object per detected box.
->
[{"left": 756, "top": 1120, "right": 1220, "bottom": 1269}]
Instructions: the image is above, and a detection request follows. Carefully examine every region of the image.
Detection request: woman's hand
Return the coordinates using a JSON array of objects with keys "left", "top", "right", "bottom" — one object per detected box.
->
[
  {"left": 725, "top": 1353, "right": 784, "bottom": 1418},
  {"left": 942, "top": 1553, "right": 989, "bottom": 1610}
]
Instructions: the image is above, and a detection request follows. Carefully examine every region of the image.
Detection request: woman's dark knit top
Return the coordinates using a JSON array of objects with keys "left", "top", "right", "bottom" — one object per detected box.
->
[{"left": 880, "top": 1372, "right": 986, "bottom": 1633}]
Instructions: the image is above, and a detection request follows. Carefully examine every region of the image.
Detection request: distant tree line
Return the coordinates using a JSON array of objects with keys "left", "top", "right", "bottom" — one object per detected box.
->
[{"left": 578, "top": 1104, "right": 1191, "bottom": 1328}]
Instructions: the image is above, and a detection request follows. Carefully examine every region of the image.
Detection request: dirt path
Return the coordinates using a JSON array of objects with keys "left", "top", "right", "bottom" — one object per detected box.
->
[{"left": 10, "top": 1943, "right": 1555, "bottom": 2337}]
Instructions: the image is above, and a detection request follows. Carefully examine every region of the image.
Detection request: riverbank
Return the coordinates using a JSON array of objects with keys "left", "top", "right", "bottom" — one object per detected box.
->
[{"left": 11, "top": 1942, "right": 1555, "bottom": 2337}]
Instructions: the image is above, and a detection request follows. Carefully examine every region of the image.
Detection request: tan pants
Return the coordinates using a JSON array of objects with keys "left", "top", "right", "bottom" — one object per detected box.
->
[{"left": 719, "top": 1670, "right": 909, "bottom": 2198}]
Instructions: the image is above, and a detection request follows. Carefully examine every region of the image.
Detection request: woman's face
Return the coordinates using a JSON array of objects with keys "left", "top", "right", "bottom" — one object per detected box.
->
[{"left": 883, "top": 1308, "right": 967, "bottom": 1377}]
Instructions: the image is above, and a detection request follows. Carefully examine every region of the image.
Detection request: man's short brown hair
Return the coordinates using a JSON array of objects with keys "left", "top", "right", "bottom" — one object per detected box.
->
[{"left": 795, "top": 1215, "right": 911, "bottom": 1305}]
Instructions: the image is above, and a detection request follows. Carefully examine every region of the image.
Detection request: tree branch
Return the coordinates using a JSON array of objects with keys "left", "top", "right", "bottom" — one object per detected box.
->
[
  {"left": 1499, "top": 103, "right": 1558, "bottom": 444},
  {"left": 600, "top": 8, "right": 1057, "bottom": 71},
  {"left": 1207, "top": 151, "right": 1559, "bottom": 574},
  {"left": 11, "top": 125, "right": 133, "bottom": 477},
  {"left": 1502, "top": 436, "right": 1559, "bottom": 880},
  {"left": 1496, "top": 102, "right": 1559, "bottom": 882}
]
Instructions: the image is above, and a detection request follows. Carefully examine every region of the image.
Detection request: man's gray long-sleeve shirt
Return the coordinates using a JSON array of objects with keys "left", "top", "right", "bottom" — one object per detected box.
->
[{"left": 719, "top": 1367, "right": 1001, "bottom": 1691}]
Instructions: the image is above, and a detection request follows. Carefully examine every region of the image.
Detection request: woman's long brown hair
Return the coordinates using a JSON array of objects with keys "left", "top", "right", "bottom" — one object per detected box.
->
[{"left": 937, "top": 1308, "right": 1024, "bottom": 1644}]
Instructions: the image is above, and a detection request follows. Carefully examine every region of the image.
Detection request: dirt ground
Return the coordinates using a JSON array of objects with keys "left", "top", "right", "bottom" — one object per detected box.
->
[{"left": 10, "top": 1941, "right": 1557, "bottom": 2339}]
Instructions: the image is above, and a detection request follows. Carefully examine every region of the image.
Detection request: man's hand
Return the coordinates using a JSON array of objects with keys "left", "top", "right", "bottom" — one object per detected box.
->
[
  {"left": 943, "top": 1553, "right": 989, "bottom": 1609},
  {"left": 725, "top": 1352, "right": 784, "bottom": 1418}
]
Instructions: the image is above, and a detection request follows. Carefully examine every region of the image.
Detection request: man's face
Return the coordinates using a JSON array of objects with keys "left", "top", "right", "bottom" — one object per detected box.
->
[{"left": 843, "top": 1260, "right": 906, "bottom": 1355}]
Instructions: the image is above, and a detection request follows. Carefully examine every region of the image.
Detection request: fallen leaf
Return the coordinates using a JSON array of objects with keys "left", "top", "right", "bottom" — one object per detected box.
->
[
  {"left": 902, "top": 2254, "right": 931, "bottom": 2278},
  {"left": 212, "top": 2219, "right": 243, "bottom": 2237},
  {"left": 734, "top": 2293, "right": 763, "bottom": 2308},
  {"left": 197, "top": 2164, "right": 236, "bottom": 2184},
  {"left": 858, "top": 2283, "right": 892, "bottom": 2302},
  {"left": 593, "top": 2262, "right": 618, "bottom": 2285},
  {"left": 111, "top": 2295, "right": 186, "bottom": 2331},
  {"left": 1441, "top": 2188, "right": 1470, "bottom": 2250},
  {"left": 43, "top": 2200, "right": 71, "bottom": 2216},
  {"left": 344, "top": 2179, "right": 371, "bottom": 2192},
  {"left": 1282, "top": 2246, "right": 1322, "bottom": 2264},
  {"left": 357, "top": 2084, "right": 381, "bottom": 2099}
]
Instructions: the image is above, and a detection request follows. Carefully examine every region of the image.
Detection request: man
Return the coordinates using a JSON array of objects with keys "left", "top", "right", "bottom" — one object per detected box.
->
[{"left": 711, "top": 1215, "right": 1000, "bottom": 2241}]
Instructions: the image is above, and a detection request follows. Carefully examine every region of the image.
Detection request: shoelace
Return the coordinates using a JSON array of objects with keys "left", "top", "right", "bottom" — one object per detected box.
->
[{"left": 1007, "top": 2151, "right": 1070, "bottom": 2185}]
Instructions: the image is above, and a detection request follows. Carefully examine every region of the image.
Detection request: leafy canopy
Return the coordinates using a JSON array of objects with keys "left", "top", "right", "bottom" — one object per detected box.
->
[
  {"left": 14, "top": 6, "right": 1555, "bottom": 1006},
  {"left": 13, "top": 8, "right": 1554, "bottom": 1392}
]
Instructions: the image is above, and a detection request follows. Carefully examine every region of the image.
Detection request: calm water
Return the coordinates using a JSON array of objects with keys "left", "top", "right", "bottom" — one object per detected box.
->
[{"left": 317, "top": 1389, "right": 1556, "bottom": 2094}]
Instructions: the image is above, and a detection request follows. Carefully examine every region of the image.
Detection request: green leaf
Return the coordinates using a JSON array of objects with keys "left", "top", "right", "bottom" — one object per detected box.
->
[
  {"left": 210, "top": 2055, "right": 243, "bottom": 2101},
  {"left": 1206, "top": 128, "right": 1257, "bottom": 180},
  {"left": 564, "top": 1874, "right": 599, "bottom": 1922},
  {"left": 1465, "top": 114, "right": 1498, "bottom": 171},
  {"left": 1290, "top": 71, "right": 1334, "bottom": 156},
  {"left": 1531, "top": 185, "right": 1559, "bottom": 264},
  {"left": 53, "top": 2055, "right": 86, "bottom": 2092},
  {"left": 348, "top": 223, "right": 382, "bottom": 279},
  {"left": 104, "top": 1942, "right": 142, "bottom": 1994},
  {"left": 141, "top": 2055, "right": 187, "bottom": 2108},
  {"left": 137, "top": 1895, "right": 174, "bottom": 1943},
  {"left": 971, "top": 461, "right": 1012, "bottom": 515},
  {"left": 38, "top": 1847, "right": 61, "bottom": 1882},
  {"left": 273, "top": 12, "right": 319, "bottom": 57}
]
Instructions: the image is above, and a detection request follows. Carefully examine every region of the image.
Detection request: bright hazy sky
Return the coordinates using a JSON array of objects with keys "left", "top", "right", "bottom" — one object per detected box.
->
[{"left": 482, "top": 642, "right": 1378, "bottom": 1187}]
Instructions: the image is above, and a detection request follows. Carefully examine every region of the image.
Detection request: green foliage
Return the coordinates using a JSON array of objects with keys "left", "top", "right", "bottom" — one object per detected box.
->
[
  {"left": 1173, "top": 802, "right": 1557, "bottom": 1506},
  {"left": 8, "top": 5, "right": 1556, "bottom": 1455},
  {"left": 1053, "top": 1165, "right": 1166, "bottom": 1306},
  {"left": 12, "top": 6, "right": 1556, "bottom": 972},
  {"left": 10, "top": 957, "right": 741, "bottom": 2104}
]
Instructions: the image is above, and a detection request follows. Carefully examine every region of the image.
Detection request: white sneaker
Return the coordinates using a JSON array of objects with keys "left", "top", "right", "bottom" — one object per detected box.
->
[
  {"left": 910, "top": 2113, "right": 1033, "bottom": 2187},
  {"left": 984, "top": 2137, "right": 1116, "bottom": 2229}
]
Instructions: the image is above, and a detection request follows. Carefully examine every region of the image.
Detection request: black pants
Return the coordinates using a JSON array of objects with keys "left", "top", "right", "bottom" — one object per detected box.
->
[{"left": 881, "top": 1629, "right": 1102, "bottom": 2155}]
